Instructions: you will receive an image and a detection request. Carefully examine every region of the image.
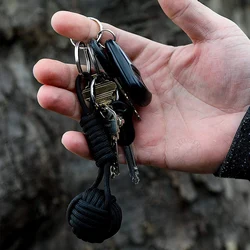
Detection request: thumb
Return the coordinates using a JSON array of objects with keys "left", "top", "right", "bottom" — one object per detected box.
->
[{"left": 158, "top": 0, "right": 227, "bottom": 42}]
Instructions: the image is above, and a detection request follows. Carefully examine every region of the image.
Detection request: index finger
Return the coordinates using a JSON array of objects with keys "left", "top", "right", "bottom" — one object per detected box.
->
[{"left": 51, "top": 11, "right": 152, "bottom": 60}]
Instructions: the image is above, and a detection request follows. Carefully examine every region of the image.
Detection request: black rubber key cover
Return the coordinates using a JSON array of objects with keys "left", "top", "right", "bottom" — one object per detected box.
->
[
  {"left": 89, "top": 39, "right": 113, "bottom": 75},
  {"left": 105, "top": 40, "right": 152, "bottom": 107}
]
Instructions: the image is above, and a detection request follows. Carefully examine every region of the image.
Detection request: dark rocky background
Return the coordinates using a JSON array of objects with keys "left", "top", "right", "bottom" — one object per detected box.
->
[{"left": 0, "top": 1, "right": 250, "bottom": 250}]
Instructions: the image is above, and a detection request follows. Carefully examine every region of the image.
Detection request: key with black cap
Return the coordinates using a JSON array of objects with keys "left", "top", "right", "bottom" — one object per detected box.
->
[
  {"left": 112, "top": 100, "right": 140, "bottom": 184},
  {"left": 105, "top": 39, "right": 152, "bottom": 108},
  {"left": 90, "top": 38, "right": 141, "bottom": 120}
]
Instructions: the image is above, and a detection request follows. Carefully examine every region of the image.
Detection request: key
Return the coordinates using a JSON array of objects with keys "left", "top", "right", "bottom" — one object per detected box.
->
[
  {"left": 89, "top": 39, "right": 113, "bottom": 76},
  {"left": 123, "top": 145, "right": 140, "bottom": 184},
  {"left": 105, "top": 39, "right": 152, "bottom": 107},
  {"left": 112, "top": 101, "right": 140, "bottom": 184},
  {"left": 82, "top": 74, "right": 118, "bottom": 109}
]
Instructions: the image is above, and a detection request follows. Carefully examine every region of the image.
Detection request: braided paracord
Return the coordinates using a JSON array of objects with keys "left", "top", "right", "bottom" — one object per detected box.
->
[
  {"left": 80, "top": 113, "right": 117, "bottom": 168},
  {"left": 66, "top": 75, "right": 122, "bottom": 243}
]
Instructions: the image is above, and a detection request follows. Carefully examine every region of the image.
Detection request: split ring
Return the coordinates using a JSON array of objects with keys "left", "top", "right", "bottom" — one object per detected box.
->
[
  {"left": 87, "top": 43, "right": 101, "bottom": 75},
  {"left": 96, "top": 29, "right": 117, "bottom": 48},
  {"left": 89, "top": 17, "right": 103, "bottom": 41},
  {"left": 90, "top": 77, "right": 99, "bottom": 109},
  {"left": 74, "top": 41, "right": 91, "bottom": 75}
]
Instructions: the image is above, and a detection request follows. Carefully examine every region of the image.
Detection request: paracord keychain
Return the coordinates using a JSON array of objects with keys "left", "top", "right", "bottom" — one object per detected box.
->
[
  {"left": 66, "top": 23, "right": 122, "bottom": 243},
  {"left": 66, "top": 17, "right": 153, "bottom": 243}
]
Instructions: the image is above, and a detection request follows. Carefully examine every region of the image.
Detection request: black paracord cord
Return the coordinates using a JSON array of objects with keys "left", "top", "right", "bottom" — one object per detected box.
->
[
  {"left": 104, "top": 163, "right": 112, "bottom": 208},
  {"left": 89, "top": 166, "right": 104, "bottom": 189},
  {"left": 66, "top": 74, "right": 122, "bottom": 243},
  {"left": 88, "top": 163, "right": 112, "bottom": 208}
]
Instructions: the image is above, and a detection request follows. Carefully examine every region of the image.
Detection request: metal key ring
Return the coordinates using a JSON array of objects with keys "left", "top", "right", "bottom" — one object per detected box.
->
[
  {"left": 89, "top": 17, "right": 104, "bottom": 40},
  {"left": 70, "top": 17, "right": 103, "bottom": 47},
  {"left": 90, "top": 77, "right": 100, "bottom": 110},
  {"left": 75, "top": 41, "right": 91, "bottom": 75},
  {"left": 87, "top": 43, "right": 101, "bottom": 75},
  {"left": 96, "top": 29, "right": 117, "bottom": 48}
]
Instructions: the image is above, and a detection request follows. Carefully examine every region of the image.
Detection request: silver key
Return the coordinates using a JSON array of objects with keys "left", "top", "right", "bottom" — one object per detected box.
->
[{"left": 123, "top": 144, "right": 140, "bottom": 184}]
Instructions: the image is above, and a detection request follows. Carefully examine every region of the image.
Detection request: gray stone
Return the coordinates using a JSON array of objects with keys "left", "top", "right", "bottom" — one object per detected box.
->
[
  {"left": 193, "top": 174, "right": 224, "bottom": 193},
  {"left": 169, "top": 172, "right": 198, "bottom": 202}
]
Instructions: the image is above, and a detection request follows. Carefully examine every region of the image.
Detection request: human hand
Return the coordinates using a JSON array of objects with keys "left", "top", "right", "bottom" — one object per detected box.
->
[{"left": 33, "top": 0, "right": 250, "bottom": 174}]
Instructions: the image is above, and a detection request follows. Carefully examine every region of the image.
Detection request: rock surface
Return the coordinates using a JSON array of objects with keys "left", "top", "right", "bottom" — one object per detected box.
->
[{"left": 0, "top": 1, "right": 249, "bottom": 250}]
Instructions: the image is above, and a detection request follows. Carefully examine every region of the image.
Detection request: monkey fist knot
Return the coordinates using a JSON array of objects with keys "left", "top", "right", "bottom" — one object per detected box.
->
[{"left": 67, "top": 188, "right": 122, "bottom": 243}]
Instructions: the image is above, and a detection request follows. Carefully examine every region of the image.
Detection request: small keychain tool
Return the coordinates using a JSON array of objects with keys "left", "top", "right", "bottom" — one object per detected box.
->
[{"left": 66, "top": 17, "right": 152, "bottom": 243}]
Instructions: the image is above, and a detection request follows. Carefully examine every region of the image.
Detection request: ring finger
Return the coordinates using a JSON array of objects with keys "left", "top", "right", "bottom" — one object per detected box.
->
[{"left": 37, "top": 84, "right": 81, "bottom": 121}]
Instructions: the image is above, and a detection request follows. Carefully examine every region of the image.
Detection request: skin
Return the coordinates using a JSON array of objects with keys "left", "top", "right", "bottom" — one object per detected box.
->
[{"left": 33, "top": 0, "right": 250, "bottom": 173}]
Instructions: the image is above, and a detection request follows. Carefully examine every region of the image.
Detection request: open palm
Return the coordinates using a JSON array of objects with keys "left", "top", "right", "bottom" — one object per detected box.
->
[{"left": 33, "top": 0, "right": 250, "bottom": 173}]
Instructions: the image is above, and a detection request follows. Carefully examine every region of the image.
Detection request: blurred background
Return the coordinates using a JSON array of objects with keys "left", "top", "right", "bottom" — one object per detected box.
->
[{"left": 0, "top": 0, "right": 250, "bottom": 250}]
